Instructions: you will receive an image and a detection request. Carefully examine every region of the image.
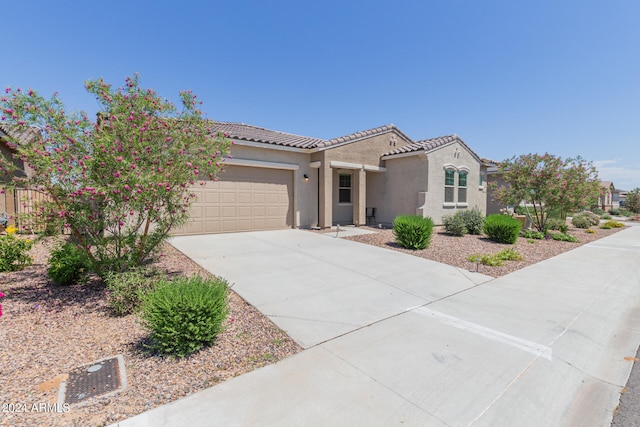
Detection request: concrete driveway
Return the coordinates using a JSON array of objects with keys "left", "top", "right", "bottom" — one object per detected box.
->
[{"left": 113, "top": 227, "right": 640, "bottom": 427}]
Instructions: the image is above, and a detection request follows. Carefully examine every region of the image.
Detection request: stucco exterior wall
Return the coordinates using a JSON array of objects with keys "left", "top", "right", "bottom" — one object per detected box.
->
[
  {"left": 486, "top": 173, "right": 507, "bottom": 215},
  {"left": 378, "top": 155, "right": 429, "bottom": 225},
  {"left": 228, "top": 144, "right": 318, "bottom": 228},
  {"left": 422, "top": 142, "right": 484, "bottom": 223},
  {"left": 383, "top": 142, "right": 485, "bottom": 224}
]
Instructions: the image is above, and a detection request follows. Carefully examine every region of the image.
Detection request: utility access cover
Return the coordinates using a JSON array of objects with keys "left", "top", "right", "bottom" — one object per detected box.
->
[{"left": 58, "top": 355, "right": 127, "bottom": 405}]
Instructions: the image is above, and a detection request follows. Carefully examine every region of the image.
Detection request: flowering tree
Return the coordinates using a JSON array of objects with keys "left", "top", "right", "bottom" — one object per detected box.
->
[
  {"left": 491, "top": 153, "right": 599, "bottom": 232},
  {"left": 0, "top": 75, "right": 231, "bottom": 273},
  {"left": 626, "top": 188, "right": 640, "bottom": 213}
]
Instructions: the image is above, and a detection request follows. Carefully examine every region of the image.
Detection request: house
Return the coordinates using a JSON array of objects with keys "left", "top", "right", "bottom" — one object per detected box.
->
[
  {"left": 597, "top": 181, "right": 618, "bottom": 212},
  {"left": 174, "top": 122, "right": 488, "bottom": 235},
  {"left": 0, "top": 124, "right": 35, "bottom": 226}
]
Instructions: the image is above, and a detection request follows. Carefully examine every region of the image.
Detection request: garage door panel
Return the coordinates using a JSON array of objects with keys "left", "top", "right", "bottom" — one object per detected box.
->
[{"left": 174, "top": 165, "right": 293, "bottom": 235}]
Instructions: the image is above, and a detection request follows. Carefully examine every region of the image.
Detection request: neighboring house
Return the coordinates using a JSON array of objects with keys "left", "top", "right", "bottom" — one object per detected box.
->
[
  {"left": 597, "top": 181, "right": 617, "bottom": 211},
  {"left": 0, "top": 124, "right": 33, "bottom": 225},
  {"left": 174, "top": 122, "right": 488, "bottom": 235},
  {"left": 482, "top": 158, "right": 504, "bottom": 215}
]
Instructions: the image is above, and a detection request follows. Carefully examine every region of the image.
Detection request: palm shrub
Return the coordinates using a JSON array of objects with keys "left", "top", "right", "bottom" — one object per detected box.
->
[
  {"left": 442, "top": 214, "right": 467, "bottom": 236},
  {"left": 139, "top": 276, "right": 230, "bottom": 357},
  {"left": 484, "top": 214, "right": 522, "bottom": 244},
  {"left": 393, "top": 215, "right": 434, "bottom": 250},
  {"left": 459, "top": 208, "right": 485, "bottom": 235},
  {"left": 47, "top": 242, "right": 91, "bottom": 285}
]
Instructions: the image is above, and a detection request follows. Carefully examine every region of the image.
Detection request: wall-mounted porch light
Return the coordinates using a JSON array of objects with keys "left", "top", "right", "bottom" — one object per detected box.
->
[{"left": 304, "top": 174, "right": 309, "bottom": 181}]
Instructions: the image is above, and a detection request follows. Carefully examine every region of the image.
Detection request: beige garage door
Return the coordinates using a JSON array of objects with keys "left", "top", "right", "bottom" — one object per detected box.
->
[{"left": 174, "top": 165, "right": 293, "bottom": 235}]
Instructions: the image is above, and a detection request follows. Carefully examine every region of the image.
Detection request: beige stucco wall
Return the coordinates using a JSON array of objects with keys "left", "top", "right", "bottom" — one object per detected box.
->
[
  {"left": 227, "top": 144, "right": 318, "bottom": 228},
  {"left": 486, "top": 172, "right": 507, "bottom": 215},
  {"left": 377, "top": 154, "right": 428, "bottom": 224},
  {"left": 317, "top": 130, "right": 412, "bottom": 227},
  {"left": 383, "top": 142, "right": 486, "bottom": 224}
]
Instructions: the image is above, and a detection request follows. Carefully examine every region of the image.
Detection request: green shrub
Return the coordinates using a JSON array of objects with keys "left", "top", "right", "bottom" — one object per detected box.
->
[
  {"left": 393, "top": 215, "right": 434, "bottom": 250},
  {"left": 522, "top": 230, "right": 545, "bottom": 240},
  {"left": 484, "top": 214, "right": 522, "bottom": 244},
  {"left": 551, "top": 233, "right": 579, "bottom": 242},
  {"left": 599, "top": 220, "right": 624, "bottom": 229},
  {"left": 442, "top": 214, "right": 467, "bottom": 236},
  {"left": 572, "top": 212, "right": 600, "bottom": 228},
  {"left": 458, "top": 208, "right": 485, "bottom": 235},
  {"left": 106, "top": 268, "right": 157, "bottom": 316},
  {"left": 571, "top": 215, "right": 591, "bottom": 229},
  {"left": 601, "top": 213, "right": 612, "bottom": 220},
  {"left": 496, "top": 248, "right": 524, "bottom": 261},
  {"left": 467, "top": 253, "right": 503, "bottom": 267},
  {"left": 0, "top": 235, "right": 33, "bottom": 272},
  {"left": 139, "top": 276, "right": 230, "bottom": 357},
  {"left": 591, "top": 207, "right": 605, "bottom": 216},
  {"left": 608, "top": 208, "right": 620, "bottom": 216},
  {"left": 466, "top": 248, "right": 522, "bottom": 266},
  {"left": 47, "top": 242, "right": 91, "bottom": 285},
  {"left": 546, "top": 218, "right": 568, "bottom": 233}
]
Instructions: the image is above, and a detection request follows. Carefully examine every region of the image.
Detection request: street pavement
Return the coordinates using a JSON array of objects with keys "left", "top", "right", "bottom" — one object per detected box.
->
[{"left": 109, "top": 225, "right": 640, "bottom": 427}]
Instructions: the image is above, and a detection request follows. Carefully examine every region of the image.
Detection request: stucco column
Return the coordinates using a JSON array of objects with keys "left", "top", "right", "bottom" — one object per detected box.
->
[
  {"left": 353, "top": 168, "right": 366, "bottom": 226},
  {"left": 318, "top": 163, "right": 332, "bottom": 228}
]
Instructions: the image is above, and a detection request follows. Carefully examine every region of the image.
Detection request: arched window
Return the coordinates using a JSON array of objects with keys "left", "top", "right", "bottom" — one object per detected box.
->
[
  {"left": 444, "top": 169, "right": 455, "bottom": 203},
  {"left": 458, "top": 171, "right": 468, "bottom": 203}
]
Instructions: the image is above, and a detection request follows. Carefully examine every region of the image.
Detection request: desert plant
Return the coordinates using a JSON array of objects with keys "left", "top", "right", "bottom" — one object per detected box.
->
[
  {"left": 571, "top": 215, "right": 592, "bottom": 229},
  {"left": 457, "top": 208, "right": 485, "bottom": 235},
  {"left": 601, "top": 213, "right": 612, "bottom": 220},
  {"left": 0, "top": 235, "right": 33, "bottom": 272},
  {"left": 600, "top": 220, "right": 624, "bottom": 229},
  {"left": 546, "top": 218, "right": 569, "bottom": 233},
  {"left": 608, "top": 208, "right": 620, "bottom": 216},
  {"left": 484, "top": 214, "right": 522, "bottom": 244},
  {"left": 139, "top": 276, "right": 230, "bottom": 357},
  {"left": 522, "top": 230, "right": 545, "bottom": 240},
  {"left": 106, "top": 268, "right": 157, "bottom": 316},
  {"left": 585, "top": 229, "right": 596, "bottom": 234},
  {"left": 442, "top": 214, "right": 467, "bottom": 236},
  {"left": 393, "top": 215, "right": 434, "bottom": 250},
  {"left": 551, "top": 233, "right": 579, "bottom": 242},
  {"left": 591, "top": 207, "right": 605, "bottom": 216},
  {"left": 572, "top": 212, "right": 600, "bottom": 228},
  {"left": 47, "top": 242, "right": 91, "bottom": 285},
  {"left": 467, "top": 253, "right": 503, "bottom": 267},
  {"left": 496, "top": 247, "right": 524, "bottom": 261}
]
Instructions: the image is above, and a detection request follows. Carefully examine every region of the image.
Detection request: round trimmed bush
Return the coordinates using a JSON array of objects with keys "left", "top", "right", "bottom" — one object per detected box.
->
[
  {"left": 139, "top": 276, "right": 229, "bottom": 357},
  {"left": 484, "top": 214, "right": 522, "bottom": 244},
  {"left": 393, "top": 215, "right": 434, "bottom": 250},
  {"left": 546, "top": 218, "right": 568, "bottom": 233}
]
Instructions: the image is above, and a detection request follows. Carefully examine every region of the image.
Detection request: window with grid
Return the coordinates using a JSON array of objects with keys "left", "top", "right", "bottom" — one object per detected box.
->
[
  {"left": 458, "top": 171, "right": 468, "bottom": 203},
  {"left": 339, "top": 174, "right": 352, "bottom": 203},
  {"left": 444, "top": 169, "right": 455, "bottom": 203}
]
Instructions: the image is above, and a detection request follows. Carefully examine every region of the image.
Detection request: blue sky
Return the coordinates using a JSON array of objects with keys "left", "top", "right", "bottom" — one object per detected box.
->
[{"left": 3, "top": 1, "right": 639, "bottom": 189}]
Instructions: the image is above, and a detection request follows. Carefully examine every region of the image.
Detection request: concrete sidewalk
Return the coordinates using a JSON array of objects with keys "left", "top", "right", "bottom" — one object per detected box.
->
[{"left": 110, "top": 227, "right": 640, "bottom": 427}]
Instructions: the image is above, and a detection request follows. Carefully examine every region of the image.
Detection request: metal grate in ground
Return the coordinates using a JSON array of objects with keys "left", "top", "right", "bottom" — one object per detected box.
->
[{"left": 58, "top": 354, "right": 127, "bottom": 405}]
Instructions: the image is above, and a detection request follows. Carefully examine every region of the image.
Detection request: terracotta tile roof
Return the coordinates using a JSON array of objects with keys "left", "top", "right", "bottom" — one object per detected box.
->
[
  {"left": 319, "top": 124, "right": 413, "bottom": 148},
  {"left": 211, "top": 122, "right": 413, "bottom": 150},
  {"left": 382, "top": 134, "right": 481, "bottom": 162},
  {"left": 0, "top": 123, "right": 39, "bottom": 146},
  {"left": 211, "top": 122, "right": 324, "bottom": 149}
]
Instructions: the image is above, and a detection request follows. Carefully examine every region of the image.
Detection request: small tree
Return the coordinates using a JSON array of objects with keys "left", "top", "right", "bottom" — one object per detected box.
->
[
  {"left": 0, "top": 75, "right": 231, "bottom": 274},
  {"left": 491, "top": 153, "right": 599, "bottom": 232},
  {"left": 626, "top": 188, "right": 640, "bottom": 213}
]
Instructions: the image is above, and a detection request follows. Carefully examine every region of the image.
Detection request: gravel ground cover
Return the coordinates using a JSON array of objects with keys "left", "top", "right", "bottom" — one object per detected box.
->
[
  {"left": 0, "top": 237, "right": 301, "bottom": 427},
  {"left": 345, "top": 224, "right": 626, "bottom": 277},
  {"left": 0, "top": 222, "right": 627, "bottom": 426}
]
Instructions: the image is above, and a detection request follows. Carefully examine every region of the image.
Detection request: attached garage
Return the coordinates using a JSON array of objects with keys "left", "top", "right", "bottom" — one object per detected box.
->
[{"left": 174, "top": 165, "right": 294, "bottom": 235}]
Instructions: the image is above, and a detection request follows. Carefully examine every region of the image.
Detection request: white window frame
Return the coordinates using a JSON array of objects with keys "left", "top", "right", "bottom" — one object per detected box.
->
[{"left": 338, "top": 173, "right": 352, "bottom": 204}]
